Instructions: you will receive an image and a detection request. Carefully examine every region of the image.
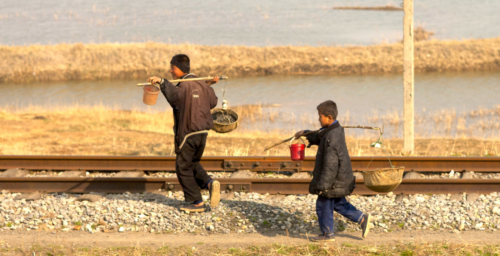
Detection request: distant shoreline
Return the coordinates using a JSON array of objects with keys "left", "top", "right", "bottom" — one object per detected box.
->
[
  {"left": 0, "top": 38, "right": 499, "bottom": 83},
  {"left": 333, "top": 5, "right": 403, "bottom": 11}
]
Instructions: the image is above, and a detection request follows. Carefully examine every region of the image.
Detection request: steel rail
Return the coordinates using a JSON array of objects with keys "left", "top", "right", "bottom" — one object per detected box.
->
[
  {"left": 0, "top": 156, "right": 500, "bottom": 172},
  {"left": 0, "top": 177, "right": 499, "bottom": 195}
]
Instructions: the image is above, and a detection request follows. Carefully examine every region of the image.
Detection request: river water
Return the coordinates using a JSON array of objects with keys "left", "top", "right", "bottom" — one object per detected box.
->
[
  {"left": 1, "top": 0, "right": 499, "bottom": 46},
  {"left": 1, "top": 71, "right": 499, "bottom": 138},
  {"left": 1, "top": 1, "right": 499, "bottom": 138}
]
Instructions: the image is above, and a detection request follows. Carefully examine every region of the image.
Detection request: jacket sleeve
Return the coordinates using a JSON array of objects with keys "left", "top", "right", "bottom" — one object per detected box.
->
[
  {"left": 316, "top": 140, "right": 339, "bottom": 191},
  {"left": 337, "top": 134, "right": 350, "bottom": 178},
  {"left": 208, "top": 86, "right": 218, "bottom": 109},
  {"left": 305, "top": 131, "right": 320, "bottom": 146},
  {"left": 160, "top": 79, "right": 184, "bottom": 107}
]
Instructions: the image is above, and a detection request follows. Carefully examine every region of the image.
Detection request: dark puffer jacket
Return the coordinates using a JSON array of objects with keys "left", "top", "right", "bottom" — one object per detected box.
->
[{"left": 305, "top": 122, "right": 356, "bottom": 198}]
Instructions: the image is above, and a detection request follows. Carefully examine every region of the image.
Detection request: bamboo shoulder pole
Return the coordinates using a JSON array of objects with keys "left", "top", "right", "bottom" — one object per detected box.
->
[
  {"left": 403, "top": 0, "right": 415, "bottom": 154},
  {"left": 264, "top": 125, "right": 381, "bottom": 151},
  {"left": 137, "top": 76, "right": 228, "bottom": 86}
]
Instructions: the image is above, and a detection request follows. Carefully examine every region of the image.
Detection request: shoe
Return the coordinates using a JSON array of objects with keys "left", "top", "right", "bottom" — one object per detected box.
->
[
  {"left": 180, "top": 203, "right": 205, "bottom": 213},
  {"left": 360, "top": 214, "right": 372, "bottom": 238},
  {"left": 310, "top": 234, "right": 335, "bottom": 242},
  {"left": 209, "top": 180, "right": 220, "bottom": 208}
]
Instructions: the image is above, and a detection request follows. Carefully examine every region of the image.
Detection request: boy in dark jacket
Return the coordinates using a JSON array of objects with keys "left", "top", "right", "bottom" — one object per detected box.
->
[
  {"left": 148, "top": 54, "right": 220, "bottom": 212},
  {"left": 294, "top": 100, "right": 372, "bottom": 241}
]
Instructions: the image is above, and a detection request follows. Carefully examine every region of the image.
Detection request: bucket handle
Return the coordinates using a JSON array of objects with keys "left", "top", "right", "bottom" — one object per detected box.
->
[{"left": 290, "top": 137, "right": 306, "bottom": 147}]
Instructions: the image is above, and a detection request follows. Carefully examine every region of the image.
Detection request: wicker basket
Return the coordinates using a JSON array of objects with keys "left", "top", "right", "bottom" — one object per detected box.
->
[
  {"left": 362, "top": 166, "right": 405, "bottom": 193},
  {"left": 211, "top": 108, "right": 239, "bottom": 133}
]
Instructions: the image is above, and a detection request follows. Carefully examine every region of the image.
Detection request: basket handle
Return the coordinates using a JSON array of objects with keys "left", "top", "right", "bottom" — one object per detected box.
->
[{"left": 290, "top": 137, "right": 306, "bottom": 147}]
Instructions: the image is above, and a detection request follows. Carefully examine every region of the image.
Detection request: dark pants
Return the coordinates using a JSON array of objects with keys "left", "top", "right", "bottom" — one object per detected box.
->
[
  {"left": 316, "top": 196, "right": 364, "bottom": 235},
  {"left": 175, "top": 134, "right": 212, "bottom": 202}
]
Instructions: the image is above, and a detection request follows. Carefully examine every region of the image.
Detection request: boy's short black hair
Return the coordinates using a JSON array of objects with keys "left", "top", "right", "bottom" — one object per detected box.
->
[
  {"left": 317, "top": 100, "right": 338, "bottom": 120},
  {"left": 170, "top": 54, "right": 190, "bottom": 73}
]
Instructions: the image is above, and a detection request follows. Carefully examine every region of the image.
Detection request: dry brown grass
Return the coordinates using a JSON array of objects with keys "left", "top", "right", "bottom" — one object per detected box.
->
[
  {"left": 2, "top": 240, "right": 500, "bottom": 255},
  {"left": 1, "top": 37, "right": 499, "bottom": 83},
  {"left": 413, "top": 26, "right": 435, "bottom": 42},
  {"left": 1, "top": 105, "right": 500, "bottom": 157}
]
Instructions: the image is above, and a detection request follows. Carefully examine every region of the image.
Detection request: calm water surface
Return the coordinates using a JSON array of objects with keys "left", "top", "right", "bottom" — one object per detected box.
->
[
  {"left": 1, "top": 72, "right": 499, "bottom": 137},
  {"left": 1, "top": 0, "right": 499, "bottom": 46}
]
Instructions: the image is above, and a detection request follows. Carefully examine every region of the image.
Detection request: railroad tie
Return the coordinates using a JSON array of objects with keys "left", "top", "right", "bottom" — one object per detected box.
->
[
  {"left": 466, "top": 192, "right": 479, "bottom": 202},
  {"left": 395, "top": 193, "right": 409, "bottom": 202},
  {"left": 291, "top": 172, "right": 312, "bottom": 178},
  {"left": 0, "top": 168, "right": 29, "bottom": 177},
  {"left": 450, "top": 193, "right": 465, "bottom": 201},
  {"left": 352, "top": 172, "right": 364, "bottom": 179},
  {"left": 221, "top": 191, "right": 235, "bottom": 200},
  {"left": 143, "top": 192, "right": 168, "bottom": 201},
  {"left": 14, "top": 191, "right": 41, "bottom": 201},
  {"left": 60, "top": 170, "right": 86, "bottom": 177},
  {"left": 403, "top": 171, "right": 422, "bottom": 179},
  {"left": 114, "top": 171, "right": 145, "bottom": 177},
  {"left": 461, "top": 171, "right": 473, "bottom": 179},
  {"left": 76, "top": 194, "right": 104, "bottom": 202},
  {"left": 263, "top": 195, "right": 286, "bottom": 202},
  {"left": 230, "top": 170, "right": 256, "bottom": 178}
]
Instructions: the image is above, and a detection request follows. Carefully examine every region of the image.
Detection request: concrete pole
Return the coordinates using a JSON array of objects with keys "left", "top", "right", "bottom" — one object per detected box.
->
[{"left": 403, "top": 0, "right": 414, "bottom": 154}]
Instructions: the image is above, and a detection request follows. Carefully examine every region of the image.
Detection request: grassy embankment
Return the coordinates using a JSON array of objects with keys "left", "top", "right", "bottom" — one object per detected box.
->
[
  {"left": 0, "top": 38, "right": 499, "bottom": 83},
  {"left": 2, "top": 241, "right": 499, "bottom": 255},
  {"left": 1, "top": 104, "right": 499, "bottom": 157}
]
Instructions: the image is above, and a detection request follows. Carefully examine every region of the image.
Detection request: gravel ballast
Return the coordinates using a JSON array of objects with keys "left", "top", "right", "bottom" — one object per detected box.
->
[{"left": 1, "top": 190, "right": 500, "bottom": 235}]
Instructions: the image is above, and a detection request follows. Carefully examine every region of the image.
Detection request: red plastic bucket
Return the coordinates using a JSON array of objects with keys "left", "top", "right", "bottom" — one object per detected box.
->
[{"left": 289, "top": 138, "right": 306, "bottom": 161}]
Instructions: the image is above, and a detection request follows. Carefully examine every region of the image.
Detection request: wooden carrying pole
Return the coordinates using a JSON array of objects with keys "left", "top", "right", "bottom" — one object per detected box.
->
[
  {"left": 137, "top": 76, "right": 228, "bottom": 86},
  {"left": 264, "top": 125, "right": 381, "bottom": 152},
  {"left": 403, "top": 0, "right": 414, "bottom": 154}
]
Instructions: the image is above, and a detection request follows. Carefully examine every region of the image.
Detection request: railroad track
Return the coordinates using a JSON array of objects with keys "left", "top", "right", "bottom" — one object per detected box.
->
[{"left": 1, "top": 155, "right": 500, "bottom": 195}]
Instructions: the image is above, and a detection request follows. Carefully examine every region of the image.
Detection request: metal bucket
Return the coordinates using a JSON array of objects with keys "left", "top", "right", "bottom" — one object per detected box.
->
[
  {"left": 143, "top": 85, "right": 160, "bottom": 105},
  {"left": 211, "top": 108, "right": 239, "bottom": 133},
  {"left": 362, "top": 166, "right": 405, "bottom": 192}
]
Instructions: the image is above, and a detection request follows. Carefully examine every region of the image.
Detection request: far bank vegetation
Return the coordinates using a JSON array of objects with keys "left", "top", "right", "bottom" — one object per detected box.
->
[
  {"left": 0, "top": 38, "right": 499, "bottom": 83},
  {"left": 333, "top": 4, "right": 403, "bottom": 11}
]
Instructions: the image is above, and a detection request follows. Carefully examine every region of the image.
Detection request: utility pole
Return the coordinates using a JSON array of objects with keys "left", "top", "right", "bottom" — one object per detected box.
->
[{"left": 403, "top": 0, "right": 414, "bottom": 154}]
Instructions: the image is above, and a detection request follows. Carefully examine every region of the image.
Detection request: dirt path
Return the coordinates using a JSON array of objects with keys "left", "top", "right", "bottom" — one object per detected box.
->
[{"left": 1, "top": 230, "right": 498, "bottom": 249}]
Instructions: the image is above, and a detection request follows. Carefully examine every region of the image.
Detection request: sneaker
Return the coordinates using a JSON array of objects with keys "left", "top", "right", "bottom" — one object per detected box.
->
[
  {"left": 180, "top": 203, "right": 205, "bottom": 213},
  {"left": 209, "top": 180, "right": 221, "bottom": 208},
  {"left": 310, "top": 234, "right": 335, "bottom": 242},
  {"left": 360, "top": 214, "right": 372, "bottom": 238}
]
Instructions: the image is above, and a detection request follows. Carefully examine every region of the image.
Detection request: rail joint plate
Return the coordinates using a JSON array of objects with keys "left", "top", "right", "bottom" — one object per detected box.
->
[{"left": 223, "top": 160, "right": 302, "bottom": 171}]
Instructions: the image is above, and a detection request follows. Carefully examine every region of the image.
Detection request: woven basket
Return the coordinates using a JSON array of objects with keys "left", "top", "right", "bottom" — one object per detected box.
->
[
  {"left": 211, "top": 108, "right": 239, "bottom": 133},
  {"left": 362, "top": 166, "right": 405, "bottom": 193}
]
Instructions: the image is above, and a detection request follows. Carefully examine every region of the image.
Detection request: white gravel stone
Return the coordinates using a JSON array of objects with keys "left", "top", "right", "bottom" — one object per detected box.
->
[{"left": 1, "top": 190, "right": 500, "bottom": 234}]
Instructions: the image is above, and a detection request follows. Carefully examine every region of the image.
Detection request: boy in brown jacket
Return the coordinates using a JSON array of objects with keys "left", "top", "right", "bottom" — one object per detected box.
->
[{"left": 148, "top": 54, "right": 220, "bottom": 212}]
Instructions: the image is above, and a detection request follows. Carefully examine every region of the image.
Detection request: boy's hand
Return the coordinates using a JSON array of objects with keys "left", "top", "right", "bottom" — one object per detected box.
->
[
  {"left": 294, "top": 130, "right": 306, "bottom": 139},
  {"left": 148, "top": 76, "right": 162, "bottom": 85},
  {"left": 205, "top": 75, "right": 220, "bottom": 86}
]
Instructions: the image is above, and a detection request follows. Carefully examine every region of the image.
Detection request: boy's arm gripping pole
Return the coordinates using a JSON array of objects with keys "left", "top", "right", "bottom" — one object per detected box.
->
[
  {"left": 263, "top": 125, "right": 381, "bottom": 152},
  {"left": 264, "top": 130, "right": 319, "bottom": 152},
  {"left": 137, "top": 76, "right": 228, "bottom": 86}
]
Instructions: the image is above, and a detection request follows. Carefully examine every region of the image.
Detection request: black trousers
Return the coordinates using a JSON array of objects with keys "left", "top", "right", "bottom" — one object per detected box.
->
[{"left": 175, "top": 133, "right": 212, "bottom": 202}]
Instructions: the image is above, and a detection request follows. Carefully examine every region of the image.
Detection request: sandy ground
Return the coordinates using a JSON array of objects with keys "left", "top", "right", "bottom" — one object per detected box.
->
[{"left": 1, "top": 230, "right": 499, "bottom": 249}]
